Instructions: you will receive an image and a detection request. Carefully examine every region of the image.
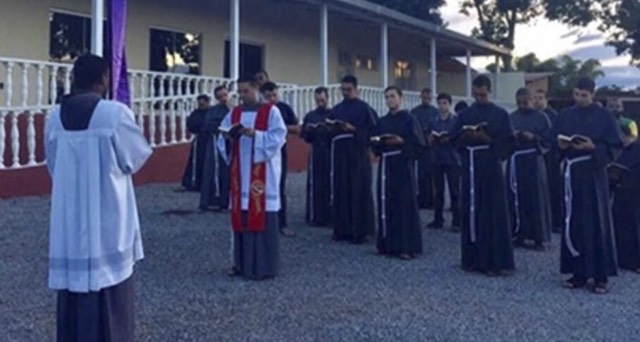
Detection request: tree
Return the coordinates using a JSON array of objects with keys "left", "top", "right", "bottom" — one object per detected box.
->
[
  {"left": 460, "top": 0, "right": 640, "bottom": 69},
  {"left": 485, "top": 53, "right": 605, "bottom": 96},
  {"left": 368, "top": 0, "right": 445, "bottom": 25},
  {"left": 460, "top": 0, "right": 544, "bottom": 71},
  {"left": 598, "top": 0, "right": 640, "bottom": 67},
  {"left": 554, "top": 56, "right": 605, "bottom": 94}
]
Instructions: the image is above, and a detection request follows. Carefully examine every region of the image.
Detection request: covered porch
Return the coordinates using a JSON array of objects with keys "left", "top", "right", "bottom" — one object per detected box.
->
[{"left": 0, "top": 0, "right": 512, "bottom": 188}]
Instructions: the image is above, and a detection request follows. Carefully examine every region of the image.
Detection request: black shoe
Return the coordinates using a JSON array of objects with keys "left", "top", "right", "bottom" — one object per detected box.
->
[
  {"left": 227, "top": 267, "right": 242, "bottom": 277},
  {"left": 451, "top": 220, "right": 461, "bottom": 231},
  {"left": 563, "top": 276, "right": 587, "bottom": 289},
  {"left": 351, "top": 236, "right": 368, "bottom": 245},
  {"left": 427, "top": 220, "right": 444, "bottom": 229},
  {"left": 280, "top": 227, "right": 296, "bottom": 237}
]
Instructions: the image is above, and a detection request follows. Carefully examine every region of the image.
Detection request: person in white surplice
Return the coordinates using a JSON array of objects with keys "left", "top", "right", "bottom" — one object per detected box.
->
[
  {"left": 218, "top": 74, "right": 287, "bottom": 280},
  {"left": 45, "top": 54, "right": 152, "bottom": 342}
]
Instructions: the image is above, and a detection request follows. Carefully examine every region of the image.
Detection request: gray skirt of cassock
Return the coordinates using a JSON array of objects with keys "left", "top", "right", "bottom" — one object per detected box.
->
[
  {"left": 56, "top": 275, "right": 135, "bottom": 342},
  {"left": 233, "top": 211, "right": 280, "bottom": 279}
]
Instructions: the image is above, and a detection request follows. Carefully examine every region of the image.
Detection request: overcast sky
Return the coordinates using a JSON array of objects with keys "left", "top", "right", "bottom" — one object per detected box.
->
[{"left": 440, "top": 0, "right": 640, "bottom": 89}]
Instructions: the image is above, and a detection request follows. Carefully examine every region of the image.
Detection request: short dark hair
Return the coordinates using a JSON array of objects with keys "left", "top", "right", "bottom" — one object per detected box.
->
[
  {"left": 341, "top": 75, "right": 358, "bottom": 88},
  {"left": 260, "top": 81, "right": 278, "bottom": 93},
  {"left": 72, "top": 54, "right": 109, "bottom": 91},
  {"left": 314, "top": 86, "right": 328, "bottom": 97},
  {"left": 436, "top": 93, "right": 452, "bottom": 104},
  {"left": 421, "top": 88, "right": 432, "bottom": 95},
  {"left": 213, "top": 85, "right": 227, "bottom": 96},
  {"left": 237, "top": 74, "right": 257, "bottom": 87},
  {"left": 473, "top": 75, "right": 491, "bottom": 91},
  {"left": 384, "top": 85, "right": 403, "bottom": 97},
  {"left": 515, "top": 87, "right": 531, "bottom": 98},
  {"left": 575, "top": 77, "right": 596, "bottom": 93},
  {"left": 196, "top": 94, "right": 211, "bottom": 102},
  {"left": 472, "top": 75, "right": 492, "bottom": 91},
  {"left": 454, "top": 101, "right": 469, "bottom": 113}
]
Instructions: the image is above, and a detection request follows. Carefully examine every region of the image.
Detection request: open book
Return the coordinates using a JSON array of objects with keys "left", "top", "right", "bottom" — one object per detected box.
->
[
  {"left": 557, "top": 134, "right": 589, "bottom": 144},
  {"left": 370, "top": 134, "right": 400, "bottom": 144},
  {"left": 431, "top": 131, "right": 449, "bottom": 138},
  {"left": 305, "top": 122, "right": 326, "bottom": 130},
  {"left": 218, "top": 123, "right": 244, "bottom": 137},
  {"left": 462, "top": 122, "right": 488, "bottom": 131},
  {"left": 325, "top": 118, "right": 347, "bottom": 126}
]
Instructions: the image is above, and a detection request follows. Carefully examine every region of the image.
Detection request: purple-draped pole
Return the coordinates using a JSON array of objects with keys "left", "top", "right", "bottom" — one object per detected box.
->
[{"left": 110, "top": 0, "right": 130, "bottom": 106}]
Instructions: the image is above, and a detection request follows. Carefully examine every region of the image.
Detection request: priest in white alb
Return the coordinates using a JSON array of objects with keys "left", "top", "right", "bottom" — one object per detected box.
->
[
  {"left": 218, "top": 74, "right": 287, "bottom": 280},
  {"left": 45, "top": 54, "right": 152, "bottom": 342}
]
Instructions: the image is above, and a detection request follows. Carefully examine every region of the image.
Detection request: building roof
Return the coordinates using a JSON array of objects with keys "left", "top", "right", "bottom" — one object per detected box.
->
[{"left": 297, "top": 0, "right": 511, "bottom": 57}]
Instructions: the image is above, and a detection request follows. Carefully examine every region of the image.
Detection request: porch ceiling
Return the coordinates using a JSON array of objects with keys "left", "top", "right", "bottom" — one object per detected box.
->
[{"left": 282, "top": 0, "right": 510, "bottom": 57}]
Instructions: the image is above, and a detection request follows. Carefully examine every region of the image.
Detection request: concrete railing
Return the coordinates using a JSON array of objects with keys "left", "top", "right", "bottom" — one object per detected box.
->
[{"left": 0, "top": 57, "right": 514, "bottom": 170}]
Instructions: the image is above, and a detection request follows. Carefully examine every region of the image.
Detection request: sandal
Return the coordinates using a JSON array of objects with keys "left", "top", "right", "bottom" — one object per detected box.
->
[
  {"left": 563, "top": 276, "right": 586, "bottom": 289},
  {"left": 226, "top": 267, "right": 241, "bottom": 277},
  {"left": 592, "top": 282, "right": 609, "bottom": 294},
  {"left": 399, "top": 254, "right": 413, "bottom": 260}
]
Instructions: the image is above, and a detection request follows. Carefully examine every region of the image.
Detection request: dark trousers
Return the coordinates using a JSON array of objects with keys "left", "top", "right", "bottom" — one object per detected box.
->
[
  {"left": 57, "top": 276, "right": 135, "bottom": 342},
  {"left": 279, "top": 148, "right": 288, "bottom": 229},
  {"left": 433, "top": 163, "right": 461, "bottom": 223}
]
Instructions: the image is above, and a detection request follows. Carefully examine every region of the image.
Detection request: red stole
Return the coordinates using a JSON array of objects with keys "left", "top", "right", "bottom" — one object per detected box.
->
[{"left": 230, "top": 104, "right": 272, "bottom": 232}]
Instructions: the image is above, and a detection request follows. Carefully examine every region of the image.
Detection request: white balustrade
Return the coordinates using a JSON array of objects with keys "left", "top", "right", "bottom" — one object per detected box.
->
[
  {"left": 1, "top": 56, "right": 510, "bottom": 170},
  {"left": 10, "top": 111, "right": 19, "bottom": 168}
]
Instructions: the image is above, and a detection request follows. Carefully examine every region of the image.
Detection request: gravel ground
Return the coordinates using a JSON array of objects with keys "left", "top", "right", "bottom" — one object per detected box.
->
[{"left": 2, "top": 172, "right": 640, "bottom": 342}]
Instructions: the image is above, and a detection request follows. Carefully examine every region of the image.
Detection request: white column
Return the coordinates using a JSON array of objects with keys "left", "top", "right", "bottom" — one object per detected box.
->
[
  {"left": 380, "top": 23, "right": 389, "bottom": 88},
  {"left": 430, "top": 38, "right": 437, "bottom": 95},
  {"left": 465, "top": 49, "right": 472, "bottom": 99},
  {"left": 320, "top": 4, "right": 329, "bottom": 86},
  {"left": 91, "top": 0, "right": 104, "bottom": 56},
  {"left": 230, "top": 0, "right": 240, "bottom": 85},
  {"left": 494, "top": 55, "right": 500, "bottom": 101}
]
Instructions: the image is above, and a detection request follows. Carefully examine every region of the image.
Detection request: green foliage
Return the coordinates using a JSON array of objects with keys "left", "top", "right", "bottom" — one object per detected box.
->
[
  {"left": 486, "top": 53, "right": 606, "bottom": 96},
  {"left": 368, "top": 0, "right": 446, "bottom": 25},
  {"left": 462, "top": 0, "right": 639, "bottom": 68}
]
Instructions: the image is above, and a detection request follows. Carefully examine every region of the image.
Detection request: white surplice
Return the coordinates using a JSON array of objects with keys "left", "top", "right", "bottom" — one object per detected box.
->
[
  {"left": 217, "top": 105, "right": 287, "bottom": 212},
  {"left": 45, "top": 100, "right": 152, "bottom": 293}
]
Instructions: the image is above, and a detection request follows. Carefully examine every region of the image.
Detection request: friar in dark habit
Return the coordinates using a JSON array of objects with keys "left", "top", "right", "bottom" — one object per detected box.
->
[
  {"left": 328, "top": 75, "right": 378, "bottom": 244},
  {"left": 450, "top": 75, "right": 515, "bottom": 275},
  {"left": 261, "top": 81, "right": 301, "bottom": 238},
  {"left": 508, "top": 88, "right": 553, "bottom": 249},
  {"left": 372, "top": 86, "right": 425, "bottom": 260},
  {"left": 181, "top": 94, "right": 213, "bottom": 191},
  {"left": 551, "top": 77, "right": 624, "bottom": 294},
  {"left": 534, "top": 89, "right": 563, "bottom": 233},
  {"left": 199, "top": 85, "right": 231, "bottom": 211},
  {"left": 411, "top": 87, "right": 439, "bottom": 209},
  {"left": 300, "top": 86, "right": 333, "bottom": 227},
  {"left": 610, "top": 140, "right": 640, "bottom": 273}
]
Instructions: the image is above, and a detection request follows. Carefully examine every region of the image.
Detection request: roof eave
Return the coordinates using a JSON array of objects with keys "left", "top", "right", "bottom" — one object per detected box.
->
[{"left": 324, "top": 0, "right": 511, "bottom": 56}]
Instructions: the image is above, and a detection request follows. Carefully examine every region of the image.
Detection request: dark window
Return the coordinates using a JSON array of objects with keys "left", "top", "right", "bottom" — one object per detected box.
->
[
  {"left": 149, "top": 28, "right": 201, "bottom": 75},
  {"left": 149, "top": 29, "right": 201, "bottom": 101},
  {"left": 49, "top": 11, "right": 107, "bottom": 103},
  {"left": 49, "top": 12, "right": 107, "bottom": 62},
  {"left": 224, "top": 41, "right": 264, "bottom": 78}
]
